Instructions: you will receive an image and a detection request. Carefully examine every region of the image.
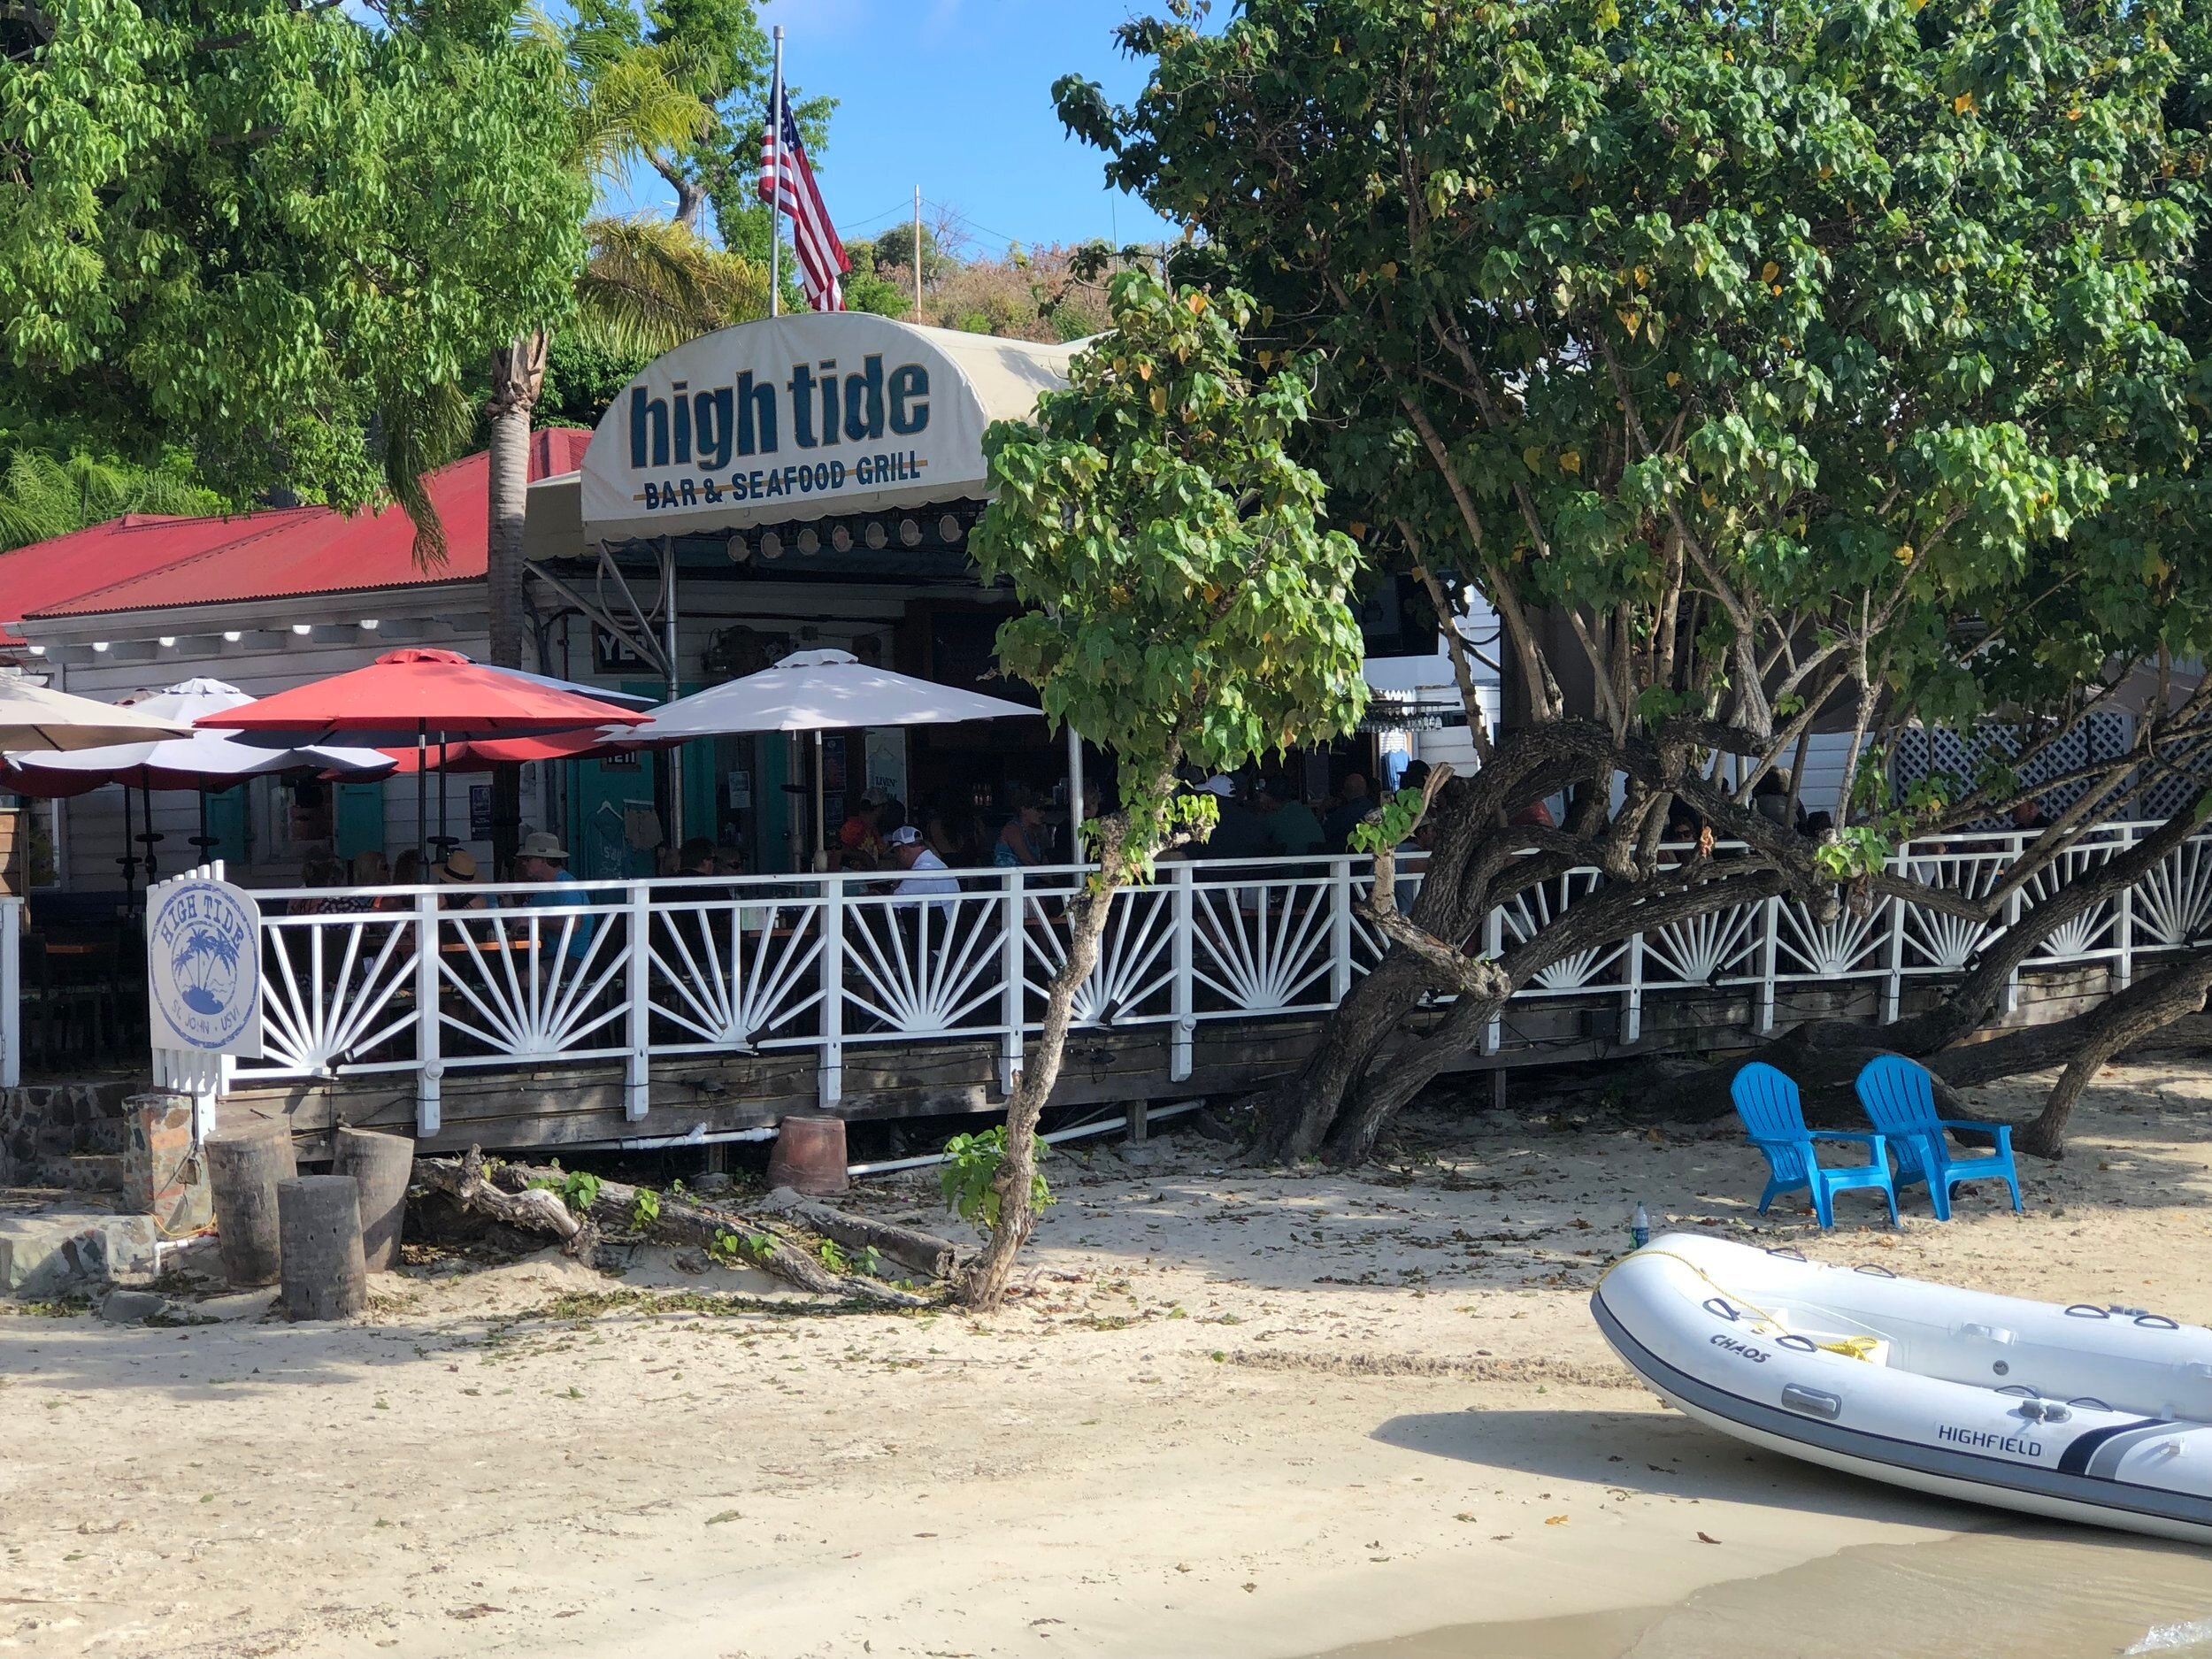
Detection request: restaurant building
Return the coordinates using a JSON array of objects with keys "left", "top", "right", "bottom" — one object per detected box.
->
[{"left": 0, "top": 313, "right": 1472, "bottom": 905}]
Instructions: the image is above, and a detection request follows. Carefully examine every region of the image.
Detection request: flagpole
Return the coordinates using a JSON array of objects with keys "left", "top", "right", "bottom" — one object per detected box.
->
[{"left": 768, "top": 25, "right": 783, "bottom": 319}]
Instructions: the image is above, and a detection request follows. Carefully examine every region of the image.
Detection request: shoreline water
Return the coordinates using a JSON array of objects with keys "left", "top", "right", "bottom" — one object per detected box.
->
[{"left": 5, "top": 1055, "right": 2212, "bottom": 1657}]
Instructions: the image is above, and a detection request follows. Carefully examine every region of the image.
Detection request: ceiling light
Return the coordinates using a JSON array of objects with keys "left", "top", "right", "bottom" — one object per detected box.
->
[
  {"left": 157, "top": 636, "right": 176, "bottom": 648},
  {"left": 222, "top": 631, "right": 242, "bottom": 642},
  {"left": 726, "top": 534, "right": 749, "bottom": 564},
  {"left": 796, "top": 527, "right": 820, "bottom": 556},
  {"left": 358, "top": 618, "right": 380, "bottom": 631},
  {"left": 938, "top": 514, "right": 962, "bottom": 544},
  {"left": 25, "top": 645, "right": 44, "bottom": 657},
  {"left": 897, "top": 518, "right": 921, "bottom": 549},
  {"left": 864, "top": 521, "right": 887, "bottom": 550},
  {"left": 830, "top": 524, "right": 852, "bottom": 553},
  {"left": 291, "top": 623, "right": 312, "bottom": 635},
  {"left": 758, "top": 532, "right": 782, "bottom": 559},
  {"left": 91, "top": 641, "right": 109, "bottom": 652}
]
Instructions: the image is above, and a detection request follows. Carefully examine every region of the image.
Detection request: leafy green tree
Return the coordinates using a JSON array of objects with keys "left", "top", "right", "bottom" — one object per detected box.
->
[
  {"left": 964, "top": 269, "right": 1368, "bottom": 1305},
  {"left": 1058, "top": 0, "right": 2212, "bottom": 1162},
  {"left": 841, "top": 242, "right": 914, "bottom": 320},
  {"left": 0, "top": 0, "right": 584, "bottom": 521}
]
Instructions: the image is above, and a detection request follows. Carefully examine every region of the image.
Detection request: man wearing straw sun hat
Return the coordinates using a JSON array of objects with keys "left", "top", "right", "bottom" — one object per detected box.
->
[{"left": 507, "top": 831, "right": 599, "bottom": 964}]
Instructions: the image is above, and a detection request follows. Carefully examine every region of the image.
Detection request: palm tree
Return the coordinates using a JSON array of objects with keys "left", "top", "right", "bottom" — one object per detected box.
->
[
  {"left": 388, "top": 26, "right": 769, "bottom": 869},
  {"left": 0, "top": 449, "right": 223, "bottom": 551}
]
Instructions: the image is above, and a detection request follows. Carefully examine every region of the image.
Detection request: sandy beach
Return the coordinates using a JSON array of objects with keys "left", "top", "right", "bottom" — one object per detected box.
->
[{"left": 8, "top": 1055, "right": 2212, "bottom": 1659}]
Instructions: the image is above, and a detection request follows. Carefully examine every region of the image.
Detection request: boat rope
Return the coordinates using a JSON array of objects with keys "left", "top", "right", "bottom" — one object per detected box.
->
[
  {"left": 1817, "top": 1334, "right": 1884, "bottom": 1361},
  {"left": 1597, "top": 1248, "right": 1891, "bottom": 1346}
]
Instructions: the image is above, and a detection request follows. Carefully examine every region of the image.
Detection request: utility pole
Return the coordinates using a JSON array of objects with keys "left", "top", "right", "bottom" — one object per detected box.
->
[{"left": 913, "top": 185, "right": 923, "bottom": 314}]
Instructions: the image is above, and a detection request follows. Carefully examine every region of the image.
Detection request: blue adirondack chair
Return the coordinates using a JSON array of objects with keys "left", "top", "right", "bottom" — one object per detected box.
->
[
  {"left": 1854, "top": 1053, "right": 2024, "bottom": 1221},
  {"left": 1731, "top": 1062, "right": 1898, "bottom": 1228}
]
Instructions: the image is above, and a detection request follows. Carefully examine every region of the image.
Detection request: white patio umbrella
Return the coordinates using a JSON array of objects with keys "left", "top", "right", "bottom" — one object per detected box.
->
[
  {"left": 633, "top": 649, "right": 1041, "bottom": 869},
  {"left": 635, "top": 649, "right": 1038, "bottom": 738},
  {"left": 8, "top": 679, "right": 396, "bottom": 884},
  {"left": 0, "top": 676, "right": 191, "bottom": 751}
]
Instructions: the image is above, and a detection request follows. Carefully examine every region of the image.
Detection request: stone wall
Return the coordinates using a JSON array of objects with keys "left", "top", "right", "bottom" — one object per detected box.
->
[{"left": 0, "top": 1080, "right": 142, "bottom": 1189}]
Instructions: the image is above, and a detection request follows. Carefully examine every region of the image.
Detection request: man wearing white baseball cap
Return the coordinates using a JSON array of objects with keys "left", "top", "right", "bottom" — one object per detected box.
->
[{"left": 887, "top": 824, "right": 958, "bottom": 920}]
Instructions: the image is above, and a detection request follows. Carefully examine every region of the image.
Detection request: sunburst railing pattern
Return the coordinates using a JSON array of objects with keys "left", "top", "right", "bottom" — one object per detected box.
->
[{"left": 153, "top": 821, "right": 2206, "bottom": 1133}]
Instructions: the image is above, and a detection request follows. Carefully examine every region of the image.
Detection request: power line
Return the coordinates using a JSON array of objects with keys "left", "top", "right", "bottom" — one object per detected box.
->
[{"left": 832, "top": 195, "right": 918, "bottom": 238}]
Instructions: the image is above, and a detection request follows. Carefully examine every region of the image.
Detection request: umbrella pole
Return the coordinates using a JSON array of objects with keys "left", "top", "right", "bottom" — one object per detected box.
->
[
  {"left": 119, "top": 783, "right": 136, "bottom": 898},
  {"left": 813, "top": 730, "right": 826, "bottom": 873},
  {"left": 416, "top": 719, "right": 426, "bottom": 867},
  {"left": 141, "top": 783, "right": 157, "bottom": 884},
  {"left": 438, "top": 738, "right": 449, "bottom": 862}
]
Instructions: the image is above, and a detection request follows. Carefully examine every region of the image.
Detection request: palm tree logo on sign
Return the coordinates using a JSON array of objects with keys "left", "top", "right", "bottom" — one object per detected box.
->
[{"left": 147, "top": 880, "right": 264, "bottom": 1056}]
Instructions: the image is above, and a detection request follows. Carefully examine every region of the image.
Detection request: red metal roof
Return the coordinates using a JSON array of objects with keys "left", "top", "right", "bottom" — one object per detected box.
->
[{"left": 0, "top": 428, "right": 591, "bottom": 634}]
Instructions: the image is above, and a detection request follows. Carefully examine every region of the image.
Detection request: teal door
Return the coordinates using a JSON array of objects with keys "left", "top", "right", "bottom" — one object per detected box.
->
[
  {"left": 334, "top": 781, "right": 385, "bottom": 861},
  {"left": 204, "top": 785, "right": 250, "bottom": 870}
]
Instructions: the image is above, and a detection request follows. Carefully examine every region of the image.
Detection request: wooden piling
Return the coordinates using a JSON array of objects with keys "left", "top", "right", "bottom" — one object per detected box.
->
[
  {"left": 333, "top": 1126, "right": 414, "bottom": 1273},
  {"left": 205, "top": 1123, "right": 296, "bottom": 1287},
  {"left": 276, "top": 1175, "right": 366, "bottom": 1321}
]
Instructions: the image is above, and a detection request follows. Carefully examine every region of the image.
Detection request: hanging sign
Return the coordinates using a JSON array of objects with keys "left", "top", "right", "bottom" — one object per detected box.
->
[
  {"left": 146, "top": 879, "right": 265, "bottom": 1058},
  {"left": 579, "top": 312, "right": 1074, "bottom": 542}
]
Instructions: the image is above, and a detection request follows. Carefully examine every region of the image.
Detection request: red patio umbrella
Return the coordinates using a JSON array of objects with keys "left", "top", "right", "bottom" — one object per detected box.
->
[
  {"left": 379, "top": 727, "right": 678, "bottom": 773},
  {"left": 200, "top": 649, "right": 649, "bottom": 862}
]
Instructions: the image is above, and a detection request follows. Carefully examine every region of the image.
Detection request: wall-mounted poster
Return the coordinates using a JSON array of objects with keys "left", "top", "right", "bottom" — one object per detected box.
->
[{"left": 864, "top": 728, "right": 908, "bottom": 807}]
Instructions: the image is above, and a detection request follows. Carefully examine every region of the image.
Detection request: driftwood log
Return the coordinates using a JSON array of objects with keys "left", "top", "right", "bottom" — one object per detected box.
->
[
  {"left": 412, "top": 1148, "right": 598, "bottom": 1260},
  {"left": 410, "top": 1150, "right": 934, "bottom": 1309},
  {"left": 763, "top": 1186, "right": 960, "bottom": 1280}
]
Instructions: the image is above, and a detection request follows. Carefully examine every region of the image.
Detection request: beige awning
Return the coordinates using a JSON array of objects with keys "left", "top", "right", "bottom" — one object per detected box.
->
[{"left": 578, "top": 314, "right": 1077, "bottom": 545}]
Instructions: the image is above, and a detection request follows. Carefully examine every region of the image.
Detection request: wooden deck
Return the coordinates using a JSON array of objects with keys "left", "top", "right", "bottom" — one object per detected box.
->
[{"left": 221, "top": 964, "right": 2113, "bottom": 1159}]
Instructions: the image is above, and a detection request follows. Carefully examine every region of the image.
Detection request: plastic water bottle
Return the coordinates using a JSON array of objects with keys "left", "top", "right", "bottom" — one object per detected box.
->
[{"left": 1631, "top": 1201, "right": 1650, "bottom": 1250}]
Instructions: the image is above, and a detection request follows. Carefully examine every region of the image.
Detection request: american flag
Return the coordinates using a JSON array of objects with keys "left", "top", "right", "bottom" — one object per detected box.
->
[{"left": 757, "top": 81, "right": 849, "bottom": 312}]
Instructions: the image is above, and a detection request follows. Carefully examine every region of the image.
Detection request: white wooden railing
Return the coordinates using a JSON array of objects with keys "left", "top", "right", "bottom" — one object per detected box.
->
[{"left": 149, "top": 821, "right": 2212, "bottom": 1134}]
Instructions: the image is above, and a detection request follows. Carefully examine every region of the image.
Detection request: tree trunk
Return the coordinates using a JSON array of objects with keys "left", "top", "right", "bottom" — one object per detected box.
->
[
  {"left": 2017, "top": 953, "right": 2212, "bottom": 1156},
  {"left": 1249, "top": 950, "right": 1435, "bottom": 1162},
  {"left": 653, "top": 155, "right": 707, "bottom": 232},
  {"left": 962, "top": 806, "right": 1159, "bottom": 1310},
  {"left": 1321, "top": 992, "right": 1499, "bottom": 1164},
  {"left": 485, "top": 331, "right": 548, "bottom": 877}
]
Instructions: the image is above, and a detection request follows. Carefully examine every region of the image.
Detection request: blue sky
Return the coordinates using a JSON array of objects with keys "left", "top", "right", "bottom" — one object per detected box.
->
[{"left": 608, "top": 0, "right": 1180, "bottom": 257}]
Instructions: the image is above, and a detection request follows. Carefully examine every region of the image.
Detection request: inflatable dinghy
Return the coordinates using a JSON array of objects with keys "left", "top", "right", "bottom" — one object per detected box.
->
[{"left": 1593, "top": 1233, "right": 2212, "bottom": 1542}]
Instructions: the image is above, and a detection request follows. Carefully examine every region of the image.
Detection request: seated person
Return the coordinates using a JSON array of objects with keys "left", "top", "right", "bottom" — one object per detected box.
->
[
  {"left": 993, "top": 791, "right": 1049, "bottom": 868},
  {"left": 505, "top": 832, "right": 595, "bottom": 960},
  {"left": 436, "top": 848, "right": 487, "bottom": 910},
  {"left": 1322, "top": 772, "right": 1373, "bottom": 852},
  {"left": 887, "top": 825, "right": 958, "bottom": 921},
  {"left": 837, "top": 791, "right": 890, "bottom": 870},
  {"left": 1260, "top": 777, "right": 1325, "bottom": 856},
  {"left": 1195, "top": 775, "right": 1273, "bottom": 864}
]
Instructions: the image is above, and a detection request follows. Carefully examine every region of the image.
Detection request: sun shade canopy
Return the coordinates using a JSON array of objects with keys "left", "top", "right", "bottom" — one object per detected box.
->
[
  {"left": 0, "top": 678, "right": 193, "bottom": 752},
  {"left": 631, "top": 649, "right": 1039, "bottom": 739},
  {"left": 197, "top": 649, "right": 652, "bottom": 748},
  {"left": 7, "top": 679, "right": 393, "bottom": 795}
]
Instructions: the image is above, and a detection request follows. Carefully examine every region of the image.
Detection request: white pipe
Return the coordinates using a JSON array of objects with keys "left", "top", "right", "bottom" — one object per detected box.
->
[
  {"left": 554, "top": 1124, "right": 780, "bottom": 1153},
  {"left": 846, "top": 1100, "right": 1204, "bottom": 1178}
]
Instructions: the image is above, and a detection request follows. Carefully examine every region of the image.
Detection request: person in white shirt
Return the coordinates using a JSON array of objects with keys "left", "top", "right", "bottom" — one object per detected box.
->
[{"left": 887, "top": 825, "right": 957, "bottom": 920}]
